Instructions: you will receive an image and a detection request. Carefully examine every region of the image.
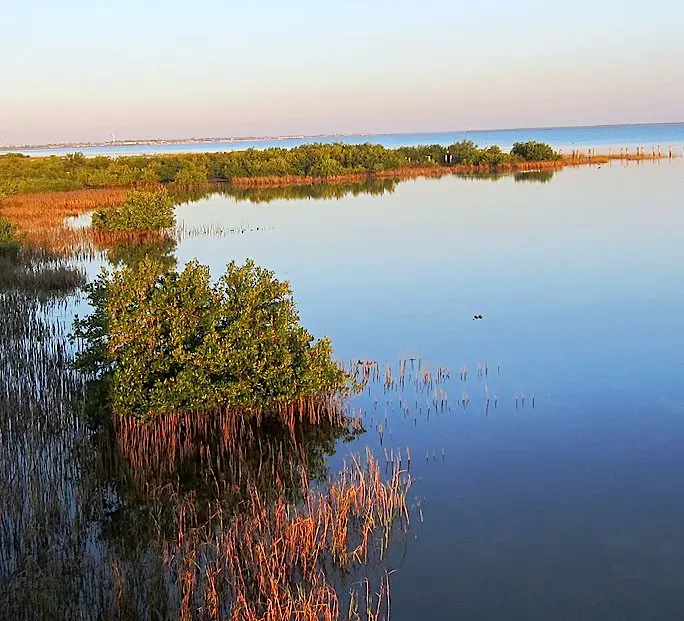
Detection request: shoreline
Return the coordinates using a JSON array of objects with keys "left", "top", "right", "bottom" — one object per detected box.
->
[
  {"left": 228, "top": 152, "right": 671, "bottom": 188},
  {"left": 2, "top": 121, "right": 682, "bottom": 153},
  {"left": 0, "top": 153, "right": 675, "bottom": 256}
]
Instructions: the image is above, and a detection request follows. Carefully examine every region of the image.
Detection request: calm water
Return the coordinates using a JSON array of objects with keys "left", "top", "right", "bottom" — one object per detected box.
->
[
  {"left": 3, "top": 122, "right": 684, "bottom": 157},
  {"left": 173, "top": 159, "right": 684, "bottom": 619},
  {"left": 4, "top": 159, "right": 684, "bottom": 619}
]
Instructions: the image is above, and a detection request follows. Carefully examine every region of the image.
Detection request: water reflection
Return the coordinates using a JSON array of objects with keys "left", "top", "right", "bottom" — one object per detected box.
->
[
  {"left": 5, "top": 161, "right": 684, "bottom": 620},
  {"left": 98, "top": 236, "right": 178, "bottom": 272},
  {"left": 513, "top": 169, "right": 555, "bottom": 183},
  {"left": 171, "top": 169, "right": 555, "bottom": 208},
  {"left": 171, "top": 177, "right": 400, "bottom": 205},
  {"left": 2, "top": 262, "right": 409, "bottom": 620},
  {"left": 0, "top": 248, "right": 85, "bottom": 296}
]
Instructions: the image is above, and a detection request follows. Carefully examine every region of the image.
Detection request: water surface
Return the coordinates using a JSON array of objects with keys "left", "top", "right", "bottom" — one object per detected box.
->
[
  {"left": 174, "top": 158, "right": 684, "bottom": 619},
  {"left": 4, "top": 122, "right": 683, "bottom": 157},
  {"left": 3, "top": 158, "right": 684, "bottom": 619}
]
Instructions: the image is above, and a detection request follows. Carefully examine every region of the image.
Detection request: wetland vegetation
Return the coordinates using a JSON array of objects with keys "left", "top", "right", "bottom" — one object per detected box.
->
[
  {"left": 0, "top": 230, "right": 410, "bottom": 620},
  {"left": 91, "top": 189, "right": 175, "bottom": 233},
  {"left": 0, "top": 150, "right": 419, "bottom": 618},
  {"left": 1, "top": 140, "right": 564, "bottom": 196},
  {"left": 74, "top": 257, "right": 351, "bottom": 421},
  {"left": 2, "top": 141, "right": 683, "bottom": 620}
]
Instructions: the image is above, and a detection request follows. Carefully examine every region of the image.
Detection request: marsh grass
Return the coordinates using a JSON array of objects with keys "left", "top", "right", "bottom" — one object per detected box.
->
[
  {"left": 0, "top": 187, "right": 130, "bottom": 254},
  {"left": 1, "top": 259, "right": 409, "bottom": 620},
  {"left": 1, "top": 167, "right": 559, "bottom": 619},
  {"left": 0, "top": 246, "right": 85, "bottom": 297}
]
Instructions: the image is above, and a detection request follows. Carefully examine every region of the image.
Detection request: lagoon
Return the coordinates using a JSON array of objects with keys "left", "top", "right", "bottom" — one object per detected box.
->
[
  {"left": 3, "top": 157, "right": 684, "bottom": 619},
  {"left": 174, "top": 158, "right": 684, "bottom": 619}
]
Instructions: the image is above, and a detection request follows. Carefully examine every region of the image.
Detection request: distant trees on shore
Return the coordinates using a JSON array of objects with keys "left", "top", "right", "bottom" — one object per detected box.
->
[{"left": 0, "top": 141, "right": 561, "bottom": 195}]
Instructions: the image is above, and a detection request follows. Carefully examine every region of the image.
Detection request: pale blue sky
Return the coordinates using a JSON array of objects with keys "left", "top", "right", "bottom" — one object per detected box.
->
[{"left": 1, "top": 0, "right": 682, "bottom": 145}]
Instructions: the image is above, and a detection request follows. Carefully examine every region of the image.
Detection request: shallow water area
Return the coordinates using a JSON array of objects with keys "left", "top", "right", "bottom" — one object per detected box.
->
[
  {"left": 174, "top": 158, "right": 684, "bottom": 619},
  {"left": 3, "top": 157, "right": 684, "bottom": 620}
]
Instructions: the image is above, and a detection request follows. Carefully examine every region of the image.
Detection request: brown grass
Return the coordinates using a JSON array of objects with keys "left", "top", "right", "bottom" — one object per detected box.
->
[
  {"left": 0, "top": 152, "right": 669, "bottom": 254},
  {"left": 100, "top": 405, "right": 403, "bottom": 619},
  {"left": 169, "top": 449, "right": 408, "bottom": 620},
  {"left": 0, "top": 187, "right": 129, "bottom": 255}
]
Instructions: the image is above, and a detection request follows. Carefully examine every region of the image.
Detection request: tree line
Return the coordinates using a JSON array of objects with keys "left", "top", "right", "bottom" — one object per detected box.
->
[{"left": 0, "top": 141, "right": 560, "bottom": 195}]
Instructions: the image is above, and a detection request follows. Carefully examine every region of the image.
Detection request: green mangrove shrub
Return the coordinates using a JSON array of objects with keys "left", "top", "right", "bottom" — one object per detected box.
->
[
  {"left": 447, "top": 140, "right": 482, "bottom": 165},
  {"left": 73, "top": 258, "right": 350, "bottom": 421},
  {"left": 0, "top": 216, "right": 21, "bottom": 260},
  {"left": 91, "top": 189, "right": 175, "bottom": 232},
  {"left": 511, "top": 141, "right": 561, "bottom": 162}
]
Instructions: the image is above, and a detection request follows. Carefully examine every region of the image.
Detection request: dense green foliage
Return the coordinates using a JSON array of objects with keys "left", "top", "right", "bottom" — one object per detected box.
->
[
  {"left": 511, "top": 141, "right": 561, "bottom": 162},
  {"left": 91, "top": 189, "right": 175, "bottom": 232},
  {"left": 73, "top": 258, "right": 350, "bottom": 421},
  {"left": 0, "top": 216, "right": 21, "bottom": 260},
  {"left": 0, "top": 141, "right": 561, "bottom": 195}
]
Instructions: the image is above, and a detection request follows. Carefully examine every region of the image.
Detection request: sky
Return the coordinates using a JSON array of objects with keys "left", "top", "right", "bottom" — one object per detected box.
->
[{"left": 1, "top": 0, "right": 683, "bottom": 145}]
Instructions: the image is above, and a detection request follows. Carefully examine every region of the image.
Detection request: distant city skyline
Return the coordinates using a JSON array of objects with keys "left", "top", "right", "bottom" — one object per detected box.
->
[
  {"left": 3, "top": 121, "right": 684, "bottom": 150},
  {"left": 2, "top": 0, "right": 682, "bottom": 145}
]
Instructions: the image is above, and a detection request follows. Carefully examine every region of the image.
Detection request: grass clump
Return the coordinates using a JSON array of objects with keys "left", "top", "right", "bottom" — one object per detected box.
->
[
  {"left": 74, "top": 258, "right": 350, "bottom": 421},
  {"left": 91, "top": 189, "right": 174, "bottom": 232},
  {"left": 0, "top": 215, "right": 21, "bottom": 260}
]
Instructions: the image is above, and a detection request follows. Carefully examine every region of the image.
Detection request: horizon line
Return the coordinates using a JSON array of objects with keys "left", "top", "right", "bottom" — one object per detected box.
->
[{"left": 2, "top": 119, "right": 682, "bottom": 152}]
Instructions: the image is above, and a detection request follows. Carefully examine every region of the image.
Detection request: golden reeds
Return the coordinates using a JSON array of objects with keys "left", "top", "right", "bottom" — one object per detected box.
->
[
  {"left": 0, "top": 187, "right": 130, "bottom": 254},
  {"left": 168, "top": 449, "right": 409, "bottom": 620}
]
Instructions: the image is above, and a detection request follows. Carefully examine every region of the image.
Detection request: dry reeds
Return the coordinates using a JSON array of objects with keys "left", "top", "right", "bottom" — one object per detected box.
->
[
  {"left": 169, "top": 449, "right": 409, "bottom": 621},
  {"left": 0, "top": 187, "right": 130, "bottom": 254}
]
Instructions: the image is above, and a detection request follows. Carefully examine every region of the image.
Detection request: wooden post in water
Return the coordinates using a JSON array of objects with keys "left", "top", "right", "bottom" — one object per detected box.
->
[
  {"left": 669, "top": 146, "right": 673, "bottom": 158},
  {"left": 658, "top": 145, "right": 662, "bottom": 157}
]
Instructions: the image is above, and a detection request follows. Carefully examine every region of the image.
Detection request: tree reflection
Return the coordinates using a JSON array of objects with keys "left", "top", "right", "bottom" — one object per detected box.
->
[
  {"left": 101, "top": 236, "right": 178, "bottom": 272},
  {"left": 513, "top": 169, "right": 555, "bottom": 183}
]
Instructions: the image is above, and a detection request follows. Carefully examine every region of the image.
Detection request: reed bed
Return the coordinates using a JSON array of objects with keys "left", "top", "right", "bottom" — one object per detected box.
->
[
  {"left": 2, "top": 285, "right": 533, "bottom": 620},
  {"left": 0, "top": 187, "right": 130, "bottom": 255},
  {"left": 173, "top": 221, "right": 270, "bottom": 240},
  {"left": 108, "top": 397, "right": 360, "bottom": 488},
  {"left": 1, "top": 273, "right": 408, "bottom": 620},
  {"left": 347, "top": 355, "right": 535, "bottom": 452},
  {"left": 0, "top": 247, "right": 86, "bottom": 296},
  {"left": 166, "top": 450, "right": 409, "bottom": 620},
  {"left": 1, "top": 202, "right": 543, "bottom": 620}
]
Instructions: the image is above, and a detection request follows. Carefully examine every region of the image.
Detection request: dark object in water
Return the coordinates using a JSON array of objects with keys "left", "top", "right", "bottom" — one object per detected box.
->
[{"left": 472, "top": 314, "right": 484, "bottom": 320}]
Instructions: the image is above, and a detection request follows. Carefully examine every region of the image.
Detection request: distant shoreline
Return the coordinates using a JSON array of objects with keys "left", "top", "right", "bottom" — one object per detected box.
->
[
  {"left": 228, "top": 153, "right": 674, "bottom": 188},
  {"left": 2, "top": 121, "right": 682, "bottom": 153}
]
